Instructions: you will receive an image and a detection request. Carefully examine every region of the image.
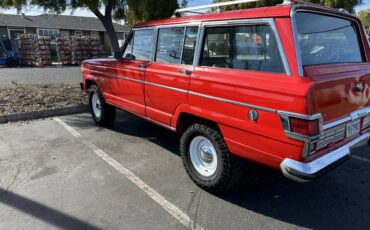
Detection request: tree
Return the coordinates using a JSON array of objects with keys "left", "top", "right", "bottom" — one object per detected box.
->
[
  {"left": 3, "top": 0, "right": 187, "bottom": 52},
  {"left": 358, "top": 9, "right": 370, "bottom": 35},
  {"left": 125, "top": 0, "right": 180, "bottom": 26},
  {"left": 212, "top": 0, "right": 363, "bottom": 14},
  {"left": 1, "top": 0, "right": 27, "bottom": 12}
]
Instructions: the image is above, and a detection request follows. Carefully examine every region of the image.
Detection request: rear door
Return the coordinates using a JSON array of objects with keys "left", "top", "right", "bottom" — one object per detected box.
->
[
  {"left": 145, "top": 26, "right": 199, "bottom": 125},
  {"left": 295, "top": 11, "right": 370, "bottom": 122}
]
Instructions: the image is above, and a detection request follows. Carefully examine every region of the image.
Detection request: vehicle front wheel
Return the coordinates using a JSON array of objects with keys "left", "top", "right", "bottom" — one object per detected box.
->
[
  {"left": 89, "top": 84, "right": 116, "bottom": 126},
  {"left": 180, "top": 123, "right": 245, "bottom": 193}
]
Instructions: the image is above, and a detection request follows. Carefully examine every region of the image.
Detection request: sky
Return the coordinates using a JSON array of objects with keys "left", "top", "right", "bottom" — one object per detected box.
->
[{"left": 1, "top": 0, "right": 370, "bottom": 18}]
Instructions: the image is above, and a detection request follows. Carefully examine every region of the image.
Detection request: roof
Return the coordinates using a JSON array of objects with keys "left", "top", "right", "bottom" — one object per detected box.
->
[
  {"left": 0, "top": 14, "right": 130, "bottom": 32},
  {"left": 135, "top": 4, "right": 358, "bottom": 28}
]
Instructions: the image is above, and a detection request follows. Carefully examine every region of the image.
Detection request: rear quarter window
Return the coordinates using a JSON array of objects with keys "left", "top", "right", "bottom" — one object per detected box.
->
[
  {"left": 296, "top": 12, "right": 365, "bottom": 66},
  {"left": 200, "top": 24, "right": 285, "bottom": 74}
]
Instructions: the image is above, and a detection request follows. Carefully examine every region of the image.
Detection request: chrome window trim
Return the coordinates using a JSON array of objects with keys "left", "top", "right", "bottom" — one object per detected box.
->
[
  {"left": 147, "top": 24, "right": 201, "bottom": 67},
  {"left": 291, "top": 5, "right": 369, "bottom": 76},
  {"left": 152, "top": 27, "right": 159, "bottom": 62},
  {"left": 196, "top": 18, "right": 292, "bottom": 76},
  {"left": 154, "top": 22, "right": 201, "bottom": 29},
  {"left": 154, "top": 26, "right": 187, "bottom": 64},
  {"left": 125, "top": 27, "right": 156, "bottom": 62},
  {"left": 194, "top": 22, "right": 205, "bottom": 67}
]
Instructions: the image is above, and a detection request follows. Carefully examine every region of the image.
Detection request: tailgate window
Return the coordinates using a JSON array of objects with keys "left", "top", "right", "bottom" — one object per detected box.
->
[{"left": 296, "top": 12, "right": 365, "bottom": 66}]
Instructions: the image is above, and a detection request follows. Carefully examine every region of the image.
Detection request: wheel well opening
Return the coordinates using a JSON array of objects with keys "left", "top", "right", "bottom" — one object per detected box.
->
[
  {"left": 85, "top": 79, "right": 96, "bottom": 90},
  {"left": 176, "top": 113, "right": 220, "bottom": 134}
]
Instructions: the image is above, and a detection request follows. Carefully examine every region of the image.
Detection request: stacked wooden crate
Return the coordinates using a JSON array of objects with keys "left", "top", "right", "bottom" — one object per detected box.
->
[
  {"left": 35, "top": 36, "right": 52, "bottom": 66},
  {"left": 56, "top": 36, "right": 72, "bottom": 65},
  {"left": 18, "top": 34, "right": 37, "bottom": 66},
  {"left": 87, "top": 36, "right": 102, "bottom": 59},
  {"left": 71, "top": 36, "right": 89, "bottom": 65}
]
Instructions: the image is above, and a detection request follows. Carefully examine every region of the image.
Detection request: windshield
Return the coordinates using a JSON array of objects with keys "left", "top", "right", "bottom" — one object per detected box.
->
[{"left": 295, "top": 12, "right": 365, "bottom": 66}]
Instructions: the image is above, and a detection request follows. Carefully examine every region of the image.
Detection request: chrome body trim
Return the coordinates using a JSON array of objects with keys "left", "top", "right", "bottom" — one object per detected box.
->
[
  {"left": 188, "top": 91, "right": 277, "bottom": 113},
  {"left": 290, "top": 5, "right": 369, "bottom": 76},
  {"left": 278, "top": 111, "right": 324, "bottom": 144},
  {"left": 277, "top": 111, "right": 322, "bottom": 120},
  {"left": 323, "top": 107, "right": 370, "bottom": 130},
  {"left": 146, "top": 81, "right": 188, "bottom": 93},
  {"left": 83, "top": 68, "right": 144, "bottom": 84},
  {"left": 82, "top": 67, "right": 278, "bottom": 113},
  {"left": 281, "top": 132, "right": 370, "bottom": 182}
]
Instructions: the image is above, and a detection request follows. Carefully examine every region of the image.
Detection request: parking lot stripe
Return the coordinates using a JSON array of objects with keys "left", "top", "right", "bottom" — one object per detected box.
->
[
  {"left": 352, "top": 155, "right": 370, "bottom": 164},
  {"left": 53, "top": 117, "right": 203, "bottom": 230}
]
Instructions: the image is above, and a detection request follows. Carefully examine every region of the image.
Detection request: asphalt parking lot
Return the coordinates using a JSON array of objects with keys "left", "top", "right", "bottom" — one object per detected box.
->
[
  {"left": 0, "top": 111, "right": 369, "bottom": 230},
  {"left": 0, "top": 66, "right": 81, "bottom": 86}
]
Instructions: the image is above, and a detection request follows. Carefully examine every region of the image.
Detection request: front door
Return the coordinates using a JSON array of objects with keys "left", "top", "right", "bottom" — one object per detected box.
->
[
  {"left": 145, "top": 26, "right": 199, "bottom": 125},
  {"left": 109, "top": 29, "right": 155, "bottom": 116}
]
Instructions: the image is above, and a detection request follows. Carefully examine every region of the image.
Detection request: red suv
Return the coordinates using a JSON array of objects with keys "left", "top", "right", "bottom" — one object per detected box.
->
[{"left": 81, "top": 1, "right": 370, "bottom": 192}]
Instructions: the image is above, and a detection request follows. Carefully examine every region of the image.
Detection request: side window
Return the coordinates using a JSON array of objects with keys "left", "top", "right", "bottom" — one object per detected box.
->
[
  {"left": 200, "top": 25, "right": 285, "bottom": 74},
  {"left": 182, "top": 26, "right": 199, "bottom": 65},
  {"left": 155, "top": 27, "right": 185, "bottom": 64},
  {"left": 124, "top": 29, "right": 154, "bottom": 61}
]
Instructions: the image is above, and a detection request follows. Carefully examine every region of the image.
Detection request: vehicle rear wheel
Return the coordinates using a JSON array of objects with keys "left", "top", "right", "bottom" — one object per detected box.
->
[
  {"left": 180, "top": 123, "right": 245, "bottom": 193},
  {"left": 5, "top": 58, "right": 19, "bottom": 67},
  {"left": 89, "top": 84, "right": 116, "bottom": 126}
]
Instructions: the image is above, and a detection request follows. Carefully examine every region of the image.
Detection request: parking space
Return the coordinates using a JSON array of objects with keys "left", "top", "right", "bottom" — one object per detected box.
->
[{"left": 0, "top": 112, "right": 370, "bottom": 230}]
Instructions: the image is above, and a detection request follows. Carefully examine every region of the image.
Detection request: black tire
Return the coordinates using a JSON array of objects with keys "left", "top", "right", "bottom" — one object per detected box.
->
[
  {"left": 5, "top": 58, "right": 19, "bottom": 68},
  {"left": 88, "top": 84, "right": 116, "bottom": 126},
  {"left": 180, "top": 123, "right": 245, "bottom": 193}
]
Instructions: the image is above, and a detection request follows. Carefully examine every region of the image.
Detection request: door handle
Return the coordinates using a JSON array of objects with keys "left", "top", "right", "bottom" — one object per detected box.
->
[
  {"left": 138, "top": 63, "right": 148, "bottom": 68},
  {"left": 178, "top": 69, "right": 192, "bottom": 75}
]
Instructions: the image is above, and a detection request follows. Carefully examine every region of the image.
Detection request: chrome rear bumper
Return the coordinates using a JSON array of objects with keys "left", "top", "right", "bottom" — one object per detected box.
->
[{"left": 281, "top": 132, "right": 370, "bottom": 182}]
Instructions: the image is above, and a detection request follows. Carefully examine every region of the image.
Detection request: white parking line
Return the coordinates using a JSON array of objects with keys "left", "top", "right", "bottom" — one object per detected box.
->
[
  {"left": 352, "top": 155, "right": 370, "bottom": 164},
  {"left": 53, "top": 117, "right": 203, "bottom": 230}
]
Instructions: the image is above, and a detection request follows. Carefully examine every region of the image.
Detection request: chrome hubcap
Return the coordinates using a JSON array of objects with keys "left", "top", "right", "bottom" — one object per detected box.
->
[
  {"left": 92, "top": 93, "right": 102, "bottom": 118},
  {"left": 189, "top": 136, "right": 218, "bottom": 177}
]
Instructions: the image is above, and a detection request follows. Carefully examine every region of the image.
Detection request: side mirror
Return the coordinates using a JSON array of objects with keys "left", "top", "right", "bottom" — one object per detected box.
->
[
  {"left": 125, "top": 53, "right": 136, "bottom": 61},
  {"left": 113, "top": 51, "right": 122, "bottom": 60}
]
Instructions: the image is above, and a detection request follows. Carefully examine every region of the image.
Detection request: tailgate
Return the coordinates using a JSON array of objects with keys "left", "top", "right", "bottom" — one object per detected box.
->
[{"left": 305, "top": 64, "right": 370, "bottom": 123}]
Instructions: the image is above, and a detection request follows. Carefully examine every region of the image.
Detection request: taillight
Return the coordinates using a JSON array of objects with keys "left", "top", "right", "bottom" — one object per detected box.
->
[{"left": 289, "top": 117, "right": 320, "bottom": 136}]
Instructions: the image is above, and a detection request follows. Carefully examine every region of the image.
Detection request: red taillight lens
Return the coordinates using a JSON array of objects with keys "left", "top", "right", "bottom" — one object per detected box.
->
[{"left": 289, "top": 117, "right": 320, "bottom": 136}]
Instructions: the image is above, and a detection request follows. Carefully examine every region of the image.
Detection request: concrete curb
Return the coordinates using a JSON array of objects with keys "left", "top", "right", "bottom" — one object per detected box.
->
[{"left": 0, "top": 105, "right": 89, "bottom": 124}]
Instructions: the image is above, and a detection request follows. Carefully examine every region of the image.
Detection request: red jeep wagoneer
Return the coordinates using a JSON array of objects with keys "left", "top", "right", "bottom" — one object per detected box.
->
[{"left": 81, "top": 0, "right": 370, "bottom": 192}]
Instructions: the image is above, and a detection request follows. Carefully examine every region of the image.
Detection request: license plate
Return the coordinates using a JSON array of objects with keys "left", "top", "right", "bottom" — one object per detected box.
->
[{"left": 346, "top": 120, "right": 361, "bottom": 137}]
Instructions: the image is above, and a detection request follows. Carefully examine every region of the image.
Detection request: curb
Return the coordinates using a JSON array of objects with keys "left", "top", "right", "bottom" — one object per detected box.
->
[{"left": 0, "top": 105, "right": 89, "bottom": 124}]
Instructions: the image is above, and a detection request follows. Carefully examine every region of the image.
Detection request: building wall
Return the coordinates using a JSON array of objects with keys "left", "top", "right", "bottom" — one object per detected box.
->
[{"left": 25, "top": 28, "right": 36, "bottom": 34}]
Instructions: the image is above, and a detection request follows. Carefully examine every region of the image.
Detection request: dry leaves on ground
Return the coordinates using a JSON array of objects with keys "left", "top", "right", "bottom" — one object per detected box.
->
[{"left": 0, "top": 83, "right": 88, "bottom": 115}]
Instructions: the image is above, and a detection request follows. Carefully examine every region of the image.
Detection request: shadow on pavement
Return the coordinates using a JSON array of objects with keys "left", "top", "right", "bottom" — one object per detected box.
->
[
  {"left": 61, "top": 111, "right": 370, "bottom": 230},
  {"left": 0, "top": 188, "right": 101, "bottom": 230}
]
